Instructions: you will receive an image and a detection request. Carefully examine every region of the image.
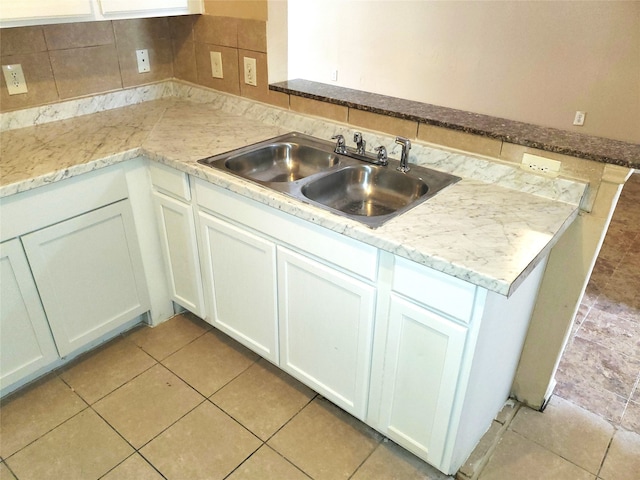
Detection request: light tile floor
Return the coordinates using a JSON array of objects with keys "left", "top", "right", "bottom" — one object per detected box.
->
[{"left": 1, "top": 176, "right": 638, "bottom": 480}]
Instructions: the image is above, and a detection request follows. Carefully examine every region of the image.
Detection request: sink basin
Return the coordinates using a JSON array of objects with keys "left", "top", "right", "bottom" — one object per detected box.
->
[
  {"left": 218, "top": 142, "right": 338, "bottom": 182},
  {"left": 301, "top": 165, "right": 429, "bottom": 217},
  {"left": 198, "top": 132, "right": 460, "bottom": 228}
]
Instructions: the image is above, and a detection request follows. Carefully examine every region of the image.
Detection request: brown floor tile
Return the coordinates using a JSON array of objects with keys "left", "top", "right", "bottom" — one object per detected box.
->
[
  {"left": 226, "top": 445, "right": 310, "bottom": 480},
  {"left": 599, "top": 429, "right": 640, "bottom": 480},
  {"left": 478, "top": 431, "right": 594, "bottom": 480},
  {"left": 352, "top": 439, "right": 451, "bottom": 479},
  {"left": 141, "top": 401, "right": 261, "bottom": 480},
  {"left": 510, "top": 396, "right": 613, "bottom": 474},
  {"left": 621, "top": 400, "right": 640, "bottom": 434},
  {"left": 102, "top": 454, "right": 164, "bottom": 480},
  {"left": 268, "top": 397, "right": 382, "bottom": 480},
  {"left": 554, "top": 379, "right": 627, "bottom": 425},
  {"left": 0, "top": 463, "right": 16, "bottom": 480},
  {"left": 6, "top": 409, "right": 132, "bottom": 480},
  {"left": 575, "top": 308, "right": 640, "bottom": 361},
  {"left": 59, "top": 336, "right": 156, "bottom": 404},
  {"left": 555, "top": 336, "right": 639, "bottom": 399},
  {"left": 162, "top": 329, "right": 259, "bottom": 397},
  {"left": 211, "top": 359, "right": 315, "bottom": 440},
  {"left": 128, "top": 313, "right": 210, "bottom": 360},
  {"left": 0, "top": 375, "right": 86, "bottom": 458},
  {"left": 93, "top": 364, "right": 203, "bottom": 448}
]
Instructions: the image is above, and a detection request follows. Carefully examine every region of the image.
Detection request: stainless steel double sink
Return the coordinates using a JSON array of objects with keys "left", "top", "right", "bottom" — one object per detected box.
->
[{"left": 197, "top": 132, "right": 460, "bottom": 228}]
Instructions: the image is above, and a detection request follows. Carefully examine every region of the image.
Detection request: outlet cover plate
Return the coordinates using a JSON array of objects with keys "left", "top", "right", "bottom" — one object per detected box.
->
[
  {"left": 521, "top": 153, "right": 561, "bottom": 177},
  {"left": 243, "top": 57, "right": 257, "bottom": 86},
  {"left": 2, "top": 64, "right": 28, "bottom": 95},
  {"left": 136, "top": 49, "right": 150, "bottom": 73},
  {"left": 210, "top": 51, "right": 223, "bottom": 78}
]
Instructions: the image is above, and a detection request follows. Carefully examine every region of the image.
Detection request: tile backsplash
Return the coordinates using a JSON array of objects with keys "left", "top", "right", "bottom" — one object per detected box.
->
[{"left": 0, "top": 14, "right": 280, "bottom": 112}]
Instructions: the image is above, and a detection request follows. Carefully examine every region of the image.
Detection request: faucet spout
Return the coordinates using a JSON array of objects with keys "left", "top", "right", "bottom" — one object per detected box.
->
[
  {"left": 353, "top": 132, "right": 366, "bottom": 155},
  {"left": 395, "top": 136, "right": 411, "bottom": 173}
]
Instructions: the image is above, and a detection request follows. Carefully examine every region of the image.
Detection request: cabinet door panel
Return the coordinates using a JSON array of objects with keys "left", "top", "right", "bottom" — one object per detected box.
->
[
  {"left": 278, "top": 247, "right": 375, "bottom": 420},
  {"left": 22, "top": 201, "right": 149, "bottom": 357},
  {"left": 1, "top": 0, "right": 91, "bottom": 20},
  {"left": 99, "top": 0, "right": 188, "bottom": 13},
  {"left": 0, "top": 240, "right": 58, "bottom": 391},
  {"left": 199, "top": 212, "right": 278, "bottom": 363},
  {"left": 153, "top": 191, "right": 205, "bottom": 317},
  {"left": 380, "top": 295, "right": 466, "bottom": 466}
]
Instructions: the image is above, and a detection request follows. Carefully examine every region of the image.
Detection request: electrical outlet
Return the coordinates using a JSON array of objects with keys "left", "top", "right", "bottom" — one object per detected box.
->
[
  {"left": 330, "top": 69, "right": 338, "bottom": 82},
  {"left": 573, "top": 111, "right": 586, "bottom": 126},
  {"left": 243, "top": 57, "right": 257, "bottom": 86},
  {"left": 210, "top": 51, "right": 223, "bottom": 78},
  {"left": 521, "top": 153, "right": 561, "bottom": 177},
  {"left": 136, "top": 49, "right": 150, "bottom": 73},
  {"left": 2, "top": 64, "right": 28, "bottom": 95}
]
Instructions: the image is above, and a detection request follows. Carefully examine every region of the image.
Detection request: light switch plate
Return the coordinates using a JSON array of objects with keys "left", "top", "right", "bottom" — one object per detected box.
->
[
  {"left": 243, "top": 57, "right": 257, "bottom": 86},
  {"left": 210, "top": 51, "right": 223, "bottom": 78},
  {"left": 2, "top": 64, "right": 28, "bottom": 95},
  {"left": 136, "top": 49, "right": 150, "bottom": 73}
]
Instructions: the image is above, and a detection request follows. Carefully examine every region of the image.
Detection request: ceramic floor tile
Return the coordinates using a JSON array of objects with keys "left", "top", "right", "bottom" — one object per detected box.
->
[
  {"left": 457, "top": 421, "right": 503, "bottom": 480},
  {"left": 478, "top": 431, "right": 594, "bottom": 480},
  {"left": 509, "top": 396, "right": 613, "bottom": 474},
  {"left": 6, "top": 409, "right": 132, "bottom": 480},
  {"left": 268, "top": 397, "right": 382, "bottom": 480},
  {"left": 93, "top": 364, "right": 204, "bottom": 448},
  {"left": 599, "top": 429, "right": 640, "bottom": 480},
  {"left": 352, "top": 439, "right": 451, "bottom": 480},
  {"left": 0, "top": 463, "right": 16, "bottom": 480},
  {"left": 127, "top": 313, "right": 210, "bottom": 360},
  {"left": 575, "top": 308, "right": 640, "bottom": 360},
  {"left": 0, "top": 375, "right": 86, "bottom": 458},
  {"left": 101, "top": 454, "right": 164, "bottom": 480},
  {"left": 555, "top": 336, "right": 639, "bottom": 399},
  {"left": 553, "top": 380, "right": 626, "bottom": 425},
  {"left": 59, "top": 336, "right": 156, "bottom": 404},
  {"left": 162, "top": 329, "right": 259, "bottom": 397},
  {"left": 141, "top": 401, "right": 261, "bottom": 480},
  {"left": 621, "top": 400, "right": 640, "bottom": 434},
  {"left": 211, "top": 359, "right": 316, "bottom": 440},
  {"left": 226, "top": 445, "right": 311, "bottom": 480}
]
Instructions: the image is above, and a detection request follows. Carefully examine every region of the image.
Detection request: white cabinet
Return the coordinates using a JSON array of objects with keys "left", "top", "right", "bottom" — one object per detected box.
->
[
  {"left": 99, "top": 0, "right": 188, "bottom": 14},
  {"left": 152, "top": 191, "right": 205, "bottom": 317},
  {"left": 378, "top": 294, "right": 467, "bottom": 466},
  {"left": 0, "top": 0, "right": 92, "bottom": 21},
  {"left": 0, "top": 240, "right": 59, "bottom": 392},
  {"left": 278, "top": 247, "right": 376, "bottom": 420},
  {"left": 199, "top": 212, "right": 278, "bottom": 363},
  {"left": 22, "top": 200, "right": 150, "bottom": 357}
]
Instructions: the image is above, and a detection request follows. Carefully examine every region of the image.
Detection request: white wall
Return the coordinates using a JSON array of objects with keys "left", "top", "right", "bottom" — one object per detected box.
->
[{"left": 287, "top": 0, "right": 640, "bottom": 143}]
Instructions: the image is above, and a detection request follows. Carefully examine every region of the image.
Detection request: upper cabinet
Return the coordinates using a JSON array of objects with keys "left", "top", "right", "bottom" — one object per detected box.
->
[{"left": 0, "top": 0, "right": 202, "bottom": 27}]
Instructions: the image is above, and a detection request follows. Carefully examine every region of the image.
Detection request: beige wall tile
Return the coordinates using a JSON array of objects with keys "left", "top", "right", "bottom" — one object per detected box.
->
[
  {"left": 173, "top": 38, "right": 197, "bottom": 83},
  {"left": 264, "top": 89, "right": 290, "bottom": 109},
  {"left": 0, "top": 52, "right": 58, "bottom": 111},
  {"left": 0, "top": 26, "right": 47, "bottom": 55},
  {"left": 49, "top": 45, "right": 122, "bottom": 99},
  {"left": 237, "top": 19, "right": 266, "bottom": 53},
  {"left": 348, "top": 109, "right": 418, "bottom": 139},
  {"left": 204, "top": 0, "right": 268, "bottom": 21},
  {"left": 194, "top": 14, "right": 238, "bottom": 48},
  {"left": 169, "top": 15, "right": 196, "bottom": 44},
  {"left": 290, "top": 96, "right": 348, "bottom": 123},
  {"left": 43, "top": 21, "right": 114, "bottom": 50},
  {"left": 417, "top": 123, "right": 503, "bottom": 158},
  {"left": 195, "top": 42, "right": 240, "bottom": 95}
]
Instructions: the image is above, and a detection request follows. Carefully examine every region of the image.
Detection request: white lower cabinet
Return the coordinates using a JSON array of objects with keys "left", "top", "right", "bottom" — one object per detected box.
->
[
  {"left": 0, "top": 239, "right": 59, "bottom": 391},
  {"left": 152, "top": 191, "right": 205, "bottom": 317},
  {"left": 21, "top": 200, "right": 150, "bottom": 358},
  {"left": 198, "top": 211, "right": 278, "bottom": 363},
  {"left": 378, "top": 294, "right": 467, "bottom": 466},
  {"left": 277, "top": 247, "right": 376, "bottom": 420}
]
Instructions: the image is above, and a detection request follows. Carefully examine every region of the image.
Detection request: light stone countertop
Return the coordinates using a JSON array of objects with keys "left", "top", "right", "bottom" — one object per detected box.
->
[{"left": 0, "top": 89, "right": 581, "bottom": 297}]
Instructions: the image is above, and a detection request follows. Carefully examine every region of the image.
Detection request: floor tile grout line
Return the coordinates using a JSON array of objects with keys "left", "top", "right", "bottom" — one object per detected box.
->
[{"left": 595, "top": 433, "right": 615, "bottom": 478}]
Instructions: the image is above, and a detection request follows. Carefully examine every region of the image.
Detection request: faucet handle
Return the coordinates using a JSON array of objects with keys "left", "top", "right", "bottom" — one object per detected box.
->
[
  {"left": 353, "top": 132, "right": 366, "bottom": 155},
  {"left": 331, "top": 134, "right": 347, "bottom": 154},
  {"left": 374, "top": 146, "right": 388, "bottom": 165}
]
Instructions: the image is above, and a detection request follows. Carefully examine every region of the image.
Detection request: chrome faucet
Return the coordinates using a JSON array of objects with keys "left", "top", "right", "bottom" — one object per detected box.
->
[
  {"left": 374, "top": 146, "right": 388, "bottom": 165},
  {"left": 395, "top": 136, "right": 412, "bottom": 173},
  {"left": 353, "top": 132, "right": 366, "bottom": 155},
  {"left": 331, "top": 134, "right": 347, "bottom": 154}
]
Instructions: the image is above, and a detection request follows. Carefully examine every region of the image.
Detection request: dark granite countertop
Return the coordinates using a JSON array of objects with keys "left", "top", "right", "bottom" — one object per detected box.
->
[{"left": 270, "top": 79, "right": 639, "bottom": 170}]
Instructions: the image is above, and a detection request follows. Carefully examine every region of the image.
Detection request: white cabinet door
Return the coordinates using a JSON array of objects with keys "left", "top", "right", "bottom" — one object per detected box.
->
[
  {"left": 22, "top": 200, "right": 150, "bottom": 357},
  {"left": 153, "top": 191, "right": 205, "bottom": 318},
  {"left": 277, "top": 247, "right": 376, "bottom": 420},
  {"left": 199, "top": 211, "right": 278, "bottom": 363},
  {"left": 99, "top": 0, "right": 188, "bottom": 14},
  {"left": 0, "top": 240, "right": 59, "bottom": 392},
  {"left": 379, "top": 294, "right": 467, "bottom": 467},
  {"left": 0, "top": 0, "right": 92, "bottom": 21}
]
